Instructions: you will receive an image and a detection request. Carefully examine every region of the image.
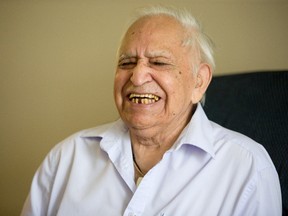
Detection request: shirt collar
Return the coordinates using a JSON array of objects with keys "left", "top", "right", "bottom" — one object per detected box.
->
[
  {"left": 172, "top": 104, "right": 216, "bottom": 158},
  {"left": 81, "top": 104, "right": 215, "bottom": 158},
  {"left": 80, "top": 119, "right": 129, "bottom": 153}
]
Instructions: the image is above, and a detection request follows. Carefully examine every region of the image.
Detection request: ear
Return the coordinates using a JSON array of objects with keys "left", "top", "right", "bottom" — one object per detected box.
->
[{"left": 191, "top": 63, "right": 212, "bottom": 103}]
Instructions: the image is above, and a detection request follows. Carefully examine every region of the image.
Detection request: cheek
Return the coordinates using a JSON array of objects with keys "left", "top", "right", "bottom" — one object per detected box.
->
[
  {"left": 176, "top": 71, "right": 195, "bottom": 99},
  {"left": 174, "top": 70, "right": 194, "bottom": 88},
  {"left": 114, "top": 72, "right": 126, "bottom": 103},
  {"left": 157, "top": 71, "right": 187, "bottom": 98},
  {"left": 114, "top": 70, "right": 134, "bottom": 109},
  {"left": 114, "top": 71, "right": 127, "bottom": 92}
]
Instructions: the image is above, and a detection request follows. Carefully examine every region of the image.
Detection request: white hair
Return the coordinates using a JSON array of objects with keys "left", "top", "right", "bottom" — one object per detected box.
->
[{"left": 125, "top": 5, "right": 216, "bottom": 73}]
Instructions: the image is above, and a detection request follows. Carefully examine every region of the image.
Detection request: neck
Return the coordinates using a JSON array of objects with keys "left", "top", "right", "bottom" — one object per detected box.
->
[
  {"left": 129, "top": 103, "right": 196, "bottom": 175},
  {"left": 130, "top": 116, "right": 190, "bottom": 174}
]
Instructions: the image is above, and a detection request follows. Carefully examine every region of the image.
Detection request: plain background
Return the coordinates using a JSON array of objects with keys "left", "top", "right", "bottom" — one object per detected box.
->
[{"left": 1, "top": 0, "right": 288, "bottom": 215}]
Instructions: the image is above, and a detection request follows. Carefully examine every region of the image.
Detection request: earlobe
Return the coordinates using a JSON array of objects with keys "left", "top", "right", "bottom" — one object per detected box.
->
[{"left": 191, "top": 63, "right": 212, "bottom": 103}]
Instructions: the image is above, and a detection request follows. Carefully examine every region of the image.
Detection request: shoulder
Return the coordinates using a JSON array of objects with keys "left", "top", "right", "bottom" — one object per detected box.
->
[
  {"left": 210, "top": 121, "right": 275, "bottom": 171},
  {"left": 209, "top": 122, "right": 282, "bottom": 215},
  {"left": 47, "top": 121, "right": 120, "bottom": 162}
]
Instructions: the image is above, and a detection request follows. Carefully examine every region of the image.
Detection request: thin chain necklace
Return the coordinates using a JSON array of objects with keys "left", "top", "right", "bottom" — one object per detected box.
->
[{"left": 133, "top": 153, "right": 145, "bottom": 177}]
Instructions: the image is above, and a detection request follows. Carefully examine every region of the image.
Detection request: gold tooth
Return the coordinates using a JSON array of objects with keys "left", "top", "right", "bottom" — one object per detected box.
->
[{"left": 131, "top": 97, "right": 157, "bottom": 104}]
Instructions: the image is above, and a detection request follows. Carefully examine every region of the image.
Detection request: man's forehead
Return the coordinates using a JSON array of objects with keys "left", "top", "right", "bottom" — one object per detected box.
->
[
  {"left": 125, "top": 15, "right": 184, "bottom": 39},
  {"left": 118, "top": 16, "right": 188, "bottom": 60}
]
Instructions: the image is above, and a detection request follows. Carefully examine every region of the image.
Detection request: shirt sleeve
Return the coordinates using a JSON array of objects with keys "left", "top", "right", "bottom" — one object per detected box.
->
[
  {"left": 234, "top": 165, "right": 282, "bottom": 216},
  {"left": 20, "top": 148, "right": 59, "bottom": 216}
]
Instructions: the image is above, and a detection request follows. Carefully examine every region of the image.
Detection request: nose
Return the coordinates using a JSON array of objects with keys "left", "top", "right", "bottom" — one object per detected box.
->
[{"left": 130, "top": 61, "right": 152, "bottom": 86}]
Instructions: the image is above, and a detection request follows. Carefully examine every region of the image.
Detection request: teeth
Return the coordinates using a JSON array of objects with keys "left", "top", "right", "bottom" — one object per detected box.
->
[
  {"left": 129, "top": 93, "right": 160, "bottom": 104},
  {"left": 129, "top": 93, "right": 159, "bottom": 100}
]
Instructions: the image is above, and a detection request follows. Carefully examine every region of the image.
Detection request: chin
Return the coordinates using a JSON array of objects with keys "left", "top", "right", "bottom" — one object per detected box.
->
[{"left": 123, "top": 115, "right": 157, "bottom": 130}]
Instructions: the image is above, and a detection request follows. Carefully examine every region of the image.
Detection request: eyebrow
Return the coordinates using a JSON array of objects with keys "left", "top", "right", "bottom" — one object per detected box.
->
[
  {"left": 118, "top": 54, "right": 135, "bottom": 62},
  {"left": 149, "top": 50, "right": 173, "bottom": 59}
]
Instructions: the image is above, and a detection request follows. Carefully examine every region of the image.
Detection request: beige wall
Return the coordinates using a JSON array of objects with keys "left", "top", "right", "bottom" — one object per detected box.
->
[{"left": 0, "top": 0, "right": 287, "bottom": 215}]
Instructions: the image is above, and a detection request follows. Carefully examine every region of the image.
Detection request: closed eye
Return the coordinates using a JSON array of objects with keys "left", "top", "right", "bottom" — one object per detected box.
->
[
  {"left": 119, "top": 62, "right": 135, "bottom": 66},
  {"left": 118, "top": 60, "right": 136, "bottom": 69},
  {"left": 150, "top": 60, "right": 173, "bottom": 70},
  {"left": 151, "top": 61, "right": 168, "bottom": 66}
]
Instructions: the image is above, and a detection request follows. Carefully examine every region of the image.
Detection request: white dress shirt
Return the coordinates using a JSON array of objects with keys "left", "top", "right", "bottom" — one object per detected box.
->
[{"left": 21, "top": 104, "right": 282, "bottom": 216}]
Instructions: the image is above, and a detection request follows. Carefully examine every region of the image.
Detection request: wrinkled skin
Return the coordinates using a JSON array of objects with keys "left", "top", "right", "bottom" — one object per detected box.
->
[{"left": 114, "top": 15, "right": 212, "bottom": 173}]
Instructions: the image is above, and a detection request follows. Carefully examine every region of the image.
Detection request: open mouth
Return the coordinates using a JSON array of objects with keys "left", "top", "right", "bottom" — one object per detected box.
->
[{"left": 128, "top": 93, "right": 160, "bottom": 104}]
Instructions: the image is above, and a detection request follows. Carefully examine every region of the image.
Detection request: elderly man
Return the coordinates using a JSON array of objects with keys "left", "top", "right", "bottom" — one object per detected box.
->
[{"left": 21, "top": 6, "right": 281, "bottom": 216}]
